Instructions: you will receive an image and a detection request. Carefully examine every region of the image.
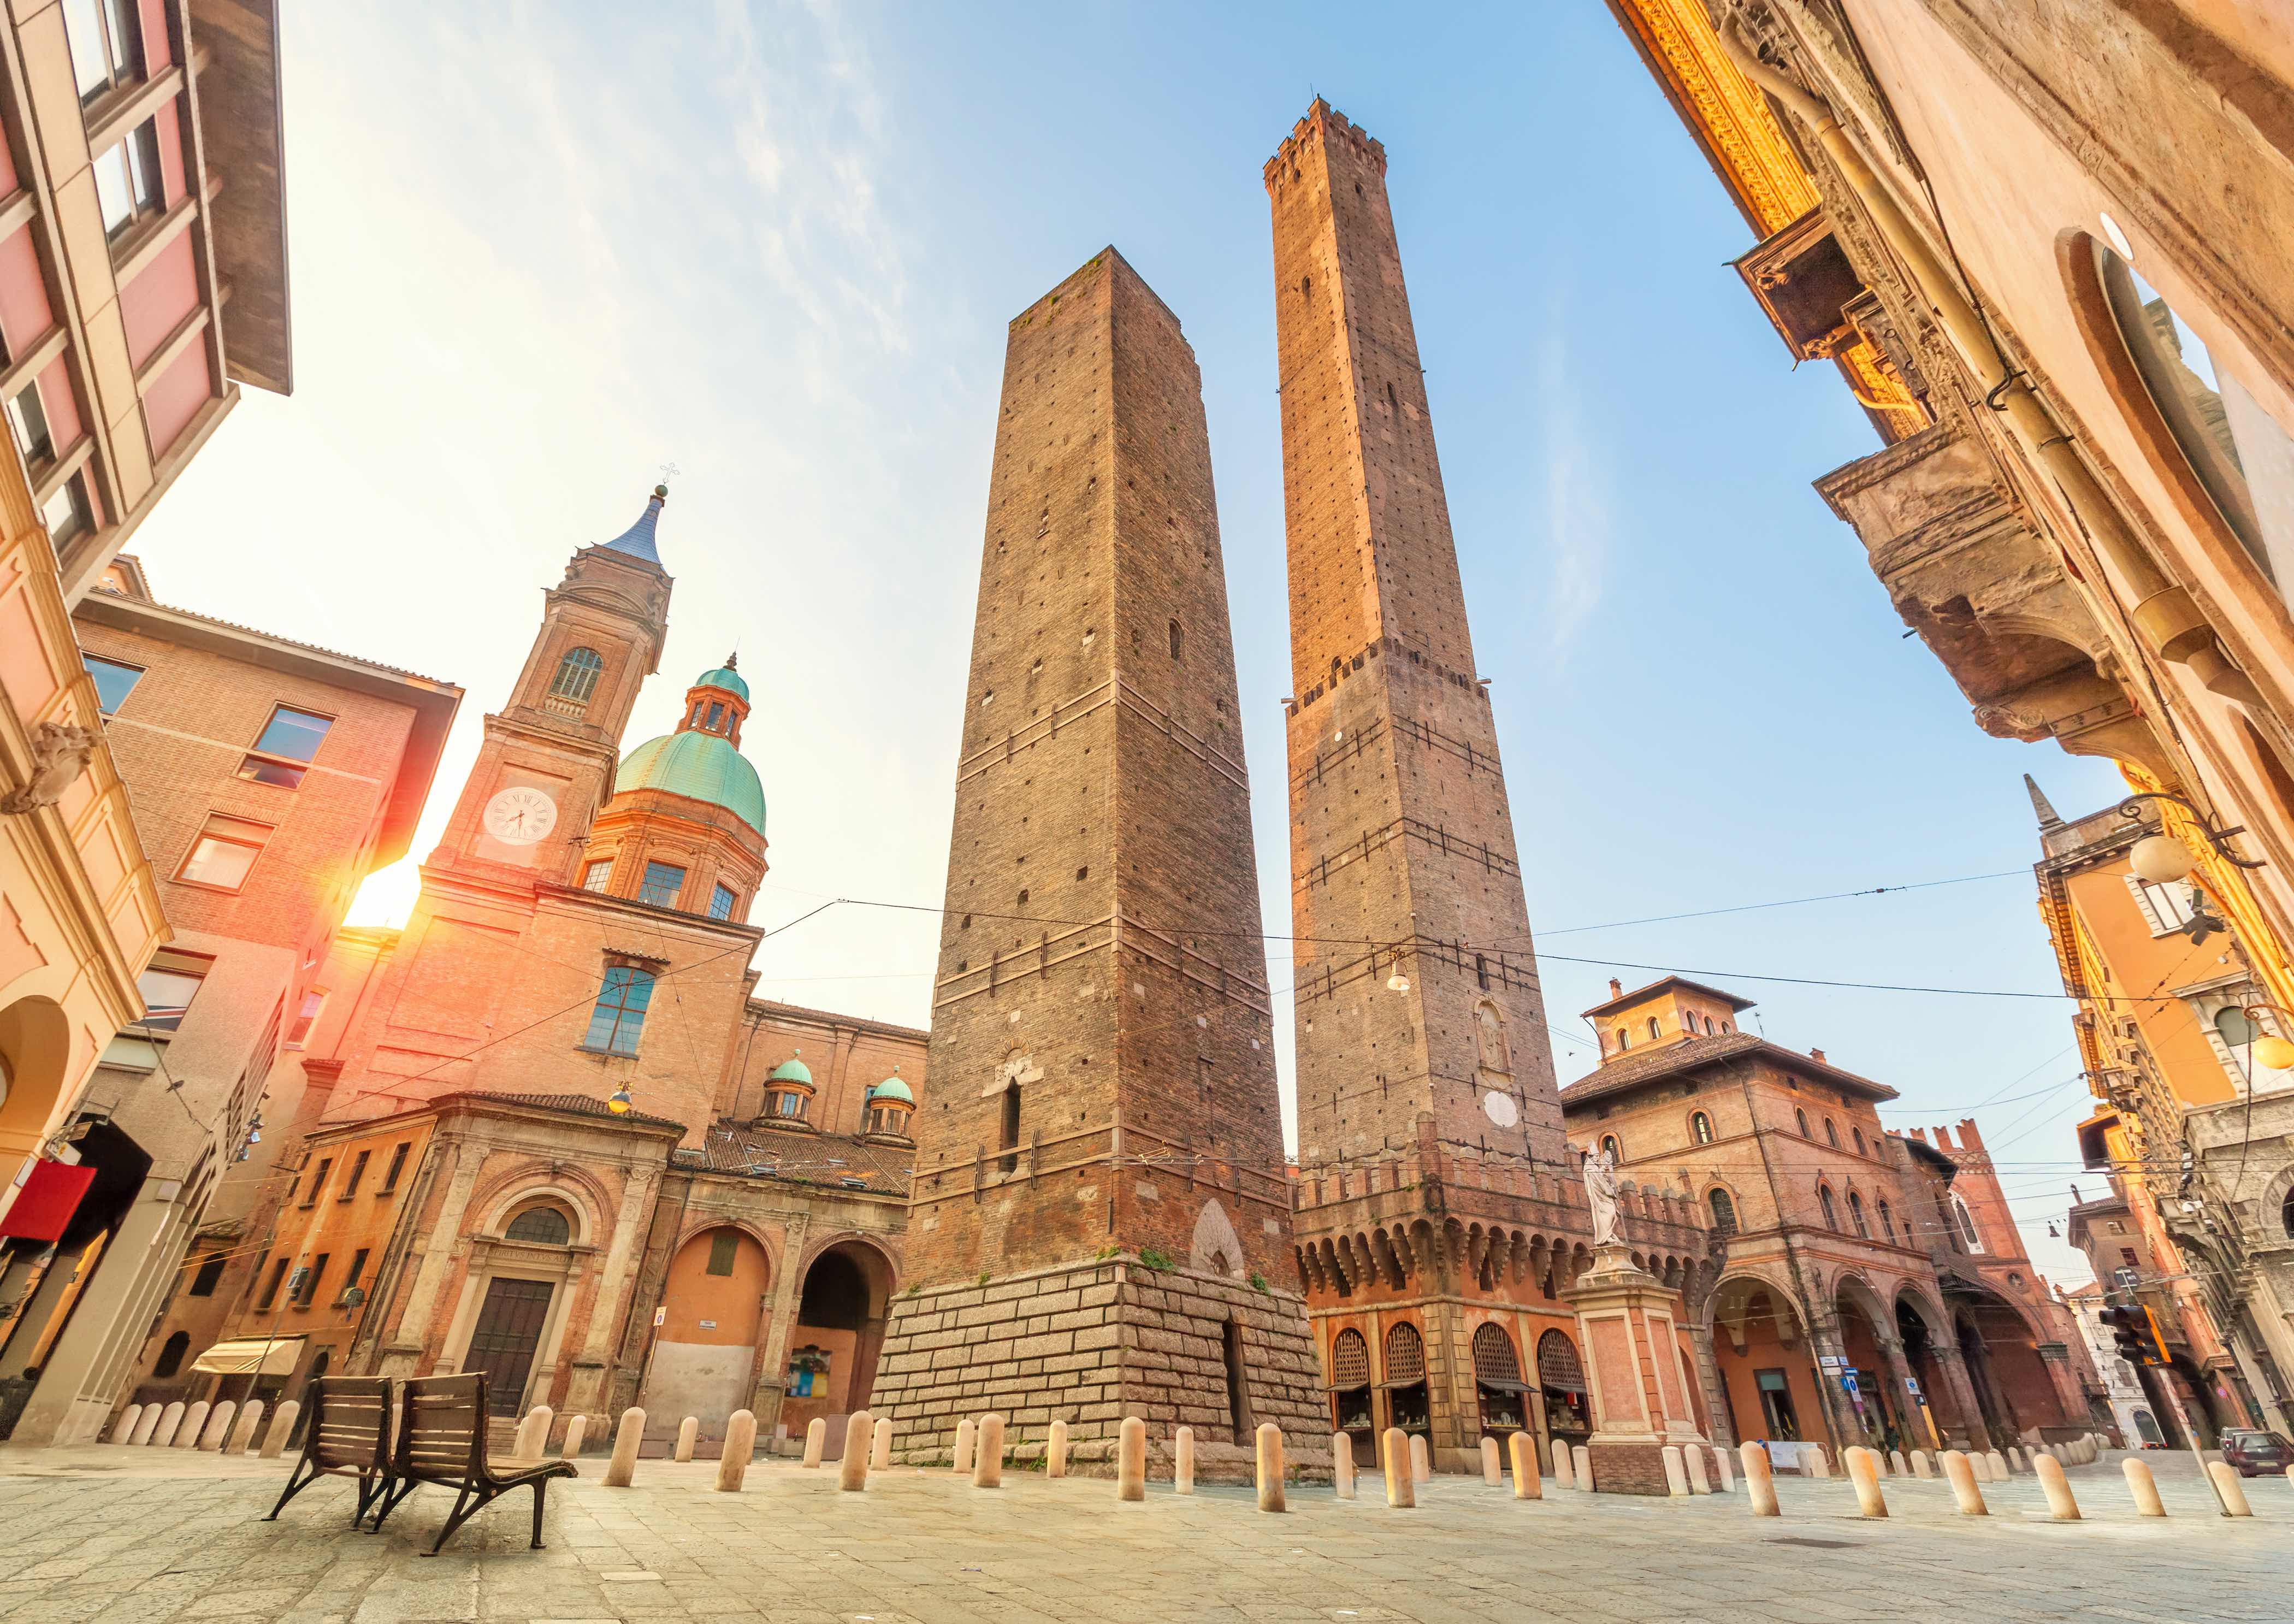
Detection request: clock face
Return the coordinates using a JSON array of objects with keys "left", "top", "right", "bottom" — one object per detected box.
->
[
  {"left": 1482, "top": 1090, "right": 1520, "bottom": 1129},
  {"left": 483, "top": 786, "right": 559, "bottom": 846}
]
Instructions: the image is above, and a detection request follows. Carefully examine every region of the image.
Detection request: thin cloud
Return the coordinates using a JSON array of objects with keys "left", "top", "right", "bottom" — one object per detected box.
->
[{"left": 1536, "top": 329, "right": 1610, "bottom": 654}]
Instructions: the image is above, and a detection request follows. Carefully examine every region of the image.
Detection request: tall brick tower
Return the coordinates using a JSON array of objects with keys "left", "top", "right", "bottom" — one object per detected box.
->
[
  {"left": 1268, "top": 101, "right": 1565, "bottom": 1172},
  {"left": 872, "top": 249, "right": 1323, "bottom": 1478}
]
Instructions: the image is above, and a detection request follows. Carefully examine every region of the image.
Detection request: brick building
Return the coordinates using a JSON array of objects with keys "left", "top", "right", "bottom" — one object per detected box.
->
[
  {"left": 124, "top": 489, "right": 927, "bottom": 1457},
  {"left": 870, "top": 249, "right": 1323, "bottom": 1482},
  {"left": 0, "top": 554, "right": 458, "bottom": 1446},
  {"left": 1562, "top": 975, "right": 2092, "bottom": 1456}
]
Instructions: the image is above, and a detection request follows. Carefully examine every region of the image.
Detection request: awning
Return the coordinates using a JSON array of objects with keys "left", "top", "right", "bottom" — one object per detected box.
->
[
  {"left": 1476, "top": 1376, "right": 1532, "bottom": 1392},
  {"left": 1377, "top": 1376, "right": 1429, "bottom": 1389},
  {"left": 190, "top": 1336, "right": 306, "bottom": 1376},
  {"left": 0, "top": 1162, "right": 96, "bottom": 1242},
  {"left": 1325, "top": 1380, "right": 1371, "bottom": 1393}
]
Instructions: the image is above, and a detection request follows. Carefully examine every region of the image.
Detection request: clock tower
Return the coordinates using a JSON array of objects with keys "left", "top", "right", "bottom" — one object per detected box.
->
[{"left": 431, "top": 486, "right": 673, "bottom": 884}]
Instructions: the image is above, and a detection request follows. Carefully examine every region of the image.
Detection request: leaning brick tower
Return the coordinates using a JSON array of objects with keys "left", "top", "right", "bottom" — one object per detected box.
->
[
  {"left": 1268, "top": 100, "right": 1566, "bottom": 1172},
  {"left": 871, "top": 249, "right": 1324, "bottom": 1478}
]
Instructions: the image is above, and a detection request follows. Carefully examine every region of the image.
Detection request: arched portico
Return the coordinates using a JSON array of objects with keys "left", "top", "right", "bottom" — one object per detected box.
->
[
  {"left": 1706, "top": 1273, "right": 1830, "bottom": 1456},
  {"left": 777, "top": 1237, "right": 897, "bottom": 1441},
  {"left": 1946, "top": 1279, "right": 2076, "bottom": 1445}
]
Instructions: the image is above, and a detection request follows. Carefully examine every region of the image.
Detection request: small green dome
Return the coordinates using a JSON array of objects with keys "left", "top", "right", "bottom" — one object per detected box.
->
[
  {"left": 868, "top": 1076, "right": 912, "bottom": 1103},
  {"left": 615, "top": 730, "right": 765, "bottom": 835},
  {"left": 768, "top": 1056, "right": 813, "bottom": 1085},
  {"left": 693, "top": 663, "right": 749, "bottom": 702}
]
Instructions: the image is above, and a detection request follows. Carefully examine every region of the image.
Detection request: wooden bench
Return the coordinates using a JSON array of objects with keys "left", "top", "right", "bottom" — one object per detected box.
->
[
  {"left": 264, "top": 1376, "right": 394, "bottom": 1527},
  {"left": 368, "top": 1373, "right": 576, "bottom": 1555}
]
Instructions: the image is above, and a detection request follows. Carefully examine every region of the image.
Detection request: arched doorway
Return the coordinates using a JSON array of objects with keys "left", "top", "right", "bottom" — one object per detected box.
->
[
  {"left": 1535, "top": 1327, "right": 1590, "bottom": 1460},
  {"left": 641, "top": 1225, "right": 772, "bottom": 1442},
  {"left": 1833, "top": 1280, "right": 1903, "bottom": 1451},
  {"left": 1383, "top": 1321, "right": 1429, "bottom": 1440},
  {"left": 1707, "top": 1276, "right": 1824, "bottom": 1461},
  {"left": 1327, "top": 1327, "right": 1373, "bottom": 1460},
  {"left": 1894, "top": 1294, "right": 1954, "bottom": 1449},
  {"left": 1472, "top": 1322, "right": 1529, "bottom": 1440},
  {"left": 781, "top": 1240, "right": 894, "bottom": 1442},
  {"left": 1948, "top": 1283, "right": 2073, "bottom": 1445}
]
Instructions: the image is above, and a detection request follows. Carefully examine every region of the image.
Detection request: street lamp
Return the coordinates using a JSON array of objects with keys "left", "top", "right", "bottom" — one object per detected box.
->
[
  {"left": 2118, "top": 790, "right": 2266, "bottom": 881},
  {"left": 1385, "top": 949, "right": 1410, "bottom": 994},
  {"left": 2240, "top": 1005, "right": 2294, "bottom": 1073},
  {"left": 608, "top": 1085, "right": 634, "bottom": 1115}
]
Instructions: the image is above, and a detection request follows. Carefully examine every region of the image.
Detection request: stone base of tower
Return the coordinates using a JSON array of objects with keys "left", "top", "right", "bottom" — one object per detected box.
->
[{"left": 873, "top": 1257, "right": 1330, "bottom": 1483}]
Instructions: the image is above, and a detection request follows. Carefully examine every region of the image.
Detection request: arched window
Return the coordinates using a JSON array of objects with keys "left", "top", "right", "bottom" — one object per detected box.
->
[
  {"left": 1707, "top": 1187, "right": 1737, "bottom": 1235},
  {"left": 1952, "top": 1194, "right": 1984, "bottom": 1253},
  {"left": 1879, "top": 1201, "right": 1896, "bottom": 1244},
  {"left": 1853, "top": 1127, "right": 1867, "bottom": 1157},
  {"left": 1616, "top": 1026, "right": 1630, "bottom": 1051},
  {"left": 1331, "top": 1327, "right": 1370, "bottom": 1390},
  {"left": 548, "top": 646, "right": 605, "bottom": 711},
  {"left": 1472, "top": 1322, "right": 1521, "bottom": 1384},
  {"left": 1168, "top": 619, "right": 1183, "bottom": 660},
  {"left": 1690, "top": 1111, "right": 1714, "bottom": 1145},
  {"left": 2281, "top": 1189, "right": 2294, "bottom": 1239},
  {"left": 505, "top": 1204, "right": 571, "bottom": 1244},
  {"left": 998, "top": 1080, "right": 1021, "bottom": 1173},
  {"left": 1818, "top": 1186, "right": 1841, "bottom": 1231},
  {"left": 1823, "top": 1118, "right": 1840, "bottom": 1148},
  {"left": 153, "top": 1330, "right": 190, "bottom": 1378},
  {"left": 1795, "top": 1107, "right": 1811, "bottom": 1138},
  {"left": 583, "top": 964, "right": 654, "bottom": 1055},
  {"left": 1384, "top": 1321, "right": 1425, "bottom": 1383},
  {"left": 1599, "top": 1133, "right": 1621, "bottom": 1162},
  {"left": 1848, "top": 1190, "right": 1869, "bottom": 1238},
  {"left": 1647, "top": 1017, "right": 1660, "bottom": 1040},
  {"left": 1702, "top": 1014, "right": 1716, "bottom": 1035},
  {"left": 768, "top": 1087, "right": 808, "bottom": 1120}
]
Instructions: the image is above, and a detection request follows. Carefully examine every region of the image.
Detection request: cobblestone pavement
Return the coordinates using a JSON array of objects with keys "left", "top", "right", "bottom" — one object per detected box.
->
[{"left": 1, "top": 1446, "right": 2287, "bottom": 1624}]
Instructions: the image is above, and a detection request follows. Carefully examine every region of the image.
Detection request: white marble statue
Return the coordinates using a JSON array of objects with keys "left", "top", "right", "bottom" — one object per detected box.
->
[{"left": 1583, "top": 1144, "right": 1621, "bottom": 1247}]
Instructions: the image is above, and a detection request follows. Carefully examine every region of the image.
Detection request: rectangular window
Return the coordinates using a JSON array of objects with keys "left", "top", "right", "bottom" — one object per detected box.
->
[
  {"left": 176, "top": 813, "right": 271, "bottom": 891},
  {"left": 581, "top": 859, "right": 613, "bottom": 893},
  {"left": 708, "top": 883, "right": 737, "bottom": 920},
  {"left": 377, "top": 1141, "right": 410, "bottom": 1194},
  {"left": 187, "top": 1254, "right": 225, "bottom": 1297},
  {"left": 93, "top": 120, "right": 162, "bottom": 239},
  {"left": 134, "top": 958, "right": 206, "bottom": 1033},
  {"left": 285, "top": 989, "right": 326, "bottom": 1049},
  {"left": 8, "top": 380, "right": 52, "bottom": 465},
  {"left": 582, "top": 964, "right": 654, "bottom": 1056},
  {"left": 340, "top": 1249, "right": 370, "bottom": 1300},
  {"left": 299, "top": 1157, "right": 333, "bottom": 1208},
  {"left": 294, "top": 1253, "right": 329, "bottom": 1305},
  {"left": 83, "top": 654, "right": 142, "bottom": 714},
  {"left": 238, "top": 705, "right": 334, "bottom": 788},
  {"left": 706, "top": 1231, "right": 740, "bottom": 1276},
  {"left": 255, "top": 1256, "right": 288, "bottom": 1310},
  {"left": 339, "top": 1148, "right": 370, "bottom": 1199},
  {"left": 41, "top": 472, "right": 91, "bottom": 548},
  {"left": 2138, "top": 879, "right": 2196, "bottom": 931},
  {"left": 61, "top": 0, "right": 140, "bottom": 103},
  {"left": 638, "top": 861, "right": 685, "bottom": 908}
]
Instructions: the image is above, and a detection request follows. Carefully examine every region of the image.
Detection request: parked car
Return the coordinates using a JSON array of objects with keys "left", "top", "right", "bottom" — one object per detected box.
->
[{"left": 2219, "top": 1428, "right": 2294, "bottom": 1476}]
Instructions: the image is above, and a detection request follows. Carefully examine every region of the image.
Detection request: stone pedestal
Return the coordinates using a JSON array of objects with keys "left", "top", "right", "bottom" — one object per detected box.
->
[{"left": 1563, "top": 1243, "right": 1710, "bottom": 1495}]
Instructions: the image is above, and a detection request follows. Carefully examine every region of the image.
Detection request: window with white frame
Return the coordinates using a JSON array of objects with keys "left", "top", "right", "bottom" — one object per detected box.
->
[{"left": 2125, "top": 872, "right": 2197, "bottom": 934}]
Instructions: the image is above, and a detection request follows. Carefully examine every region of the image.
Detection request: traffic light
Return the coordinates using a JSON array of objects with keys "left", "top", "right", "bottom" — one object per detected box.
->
[{"left": 2102, "top": 1303, "right": 2169, "bottom": 1366}]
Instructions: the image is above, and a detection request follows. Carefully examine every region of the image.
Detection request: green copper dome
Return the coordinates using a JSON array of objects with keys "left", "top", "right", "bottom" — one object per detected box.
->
[
  {"left": 768, "top": 1056, "right": 813, "bottom": 1085},
  {"left": 614, "top": 730, "right": 765, "bottom": 836},
  {"left": 693, "top": 663, "right": 749, "bottom": 702},
  {"left": 868, "top": 1076, "right": 912, "bottom": 1103}
]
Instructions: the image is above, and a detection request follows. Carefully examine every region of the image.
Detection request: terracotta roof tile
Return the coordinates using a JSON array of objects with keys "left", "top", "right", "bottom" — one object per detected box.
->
[
  {"left": 691, "top": 1119, "right": 913, "bottom": 1195},
  {"left": 1559, "top": 1032, "right": 1896, "bottom": 1109}
]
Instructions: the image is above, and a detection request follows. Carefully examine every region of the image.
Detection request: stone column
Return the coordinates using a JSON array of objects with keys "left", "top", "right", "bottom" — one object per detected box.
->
[
  {"left": 2035, "top": 1342, "right": 2085, "bottom": 1426},
  {"left": 1799, "top": 1310, "right": 1871, "bottom": 1452},
  {"left": 1929, "top": 1340, "right": 1987, "bottom": 1448},
  {"left": 380, "top": 1141, "right": 476, "bottom": 1376},
  {"left": 564, "top": 1166, "right": 659, "bottom": 1418},
  {"left": 1872, "top": 1337, "right": 1929, "bottom": 1450},
  {"left": 1686, "top": 1323, "right": 1737, "bottom": 1449},
  {"left": 750, "top": 1215, "right": 811, "bottom": 1431}
]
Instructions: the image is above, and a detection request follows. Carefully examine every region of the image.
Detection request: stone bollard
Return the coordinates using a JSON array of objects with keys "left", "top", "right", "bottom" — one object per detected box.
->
[
  {"left": 1941, "top": 1450, "right": 1987, "bottom": 1516},
  {"left": 1888, "top": 1449, "right": 1907, "bottom": 1477},
  {"left": 1845, "top": 1446, "right": 1888, "bottom": 1518},
  {"left": 1174, "top": 1425, "right": 1195, "bottom": 1495},
  {"left": 1571, "top": 1444, "right": 1593, "bottom": 1491},
  {"left": 149, "top": 1401, "right": 186, "bottom": 1448},
  {"left": 561, "top": 1414, "right": 588, "bottom": 1460},
  {"left": 606, "top": 1407, "right": 646, "bottom": 1487},
  {"left": 198, "top": 1400, "right": 236, "bottom": 1451},
  {"left": 128, "top": 1404, "right": 162, "bottom": 1446},
  {"left": 952, "top": 1418, "right": 976, "bottom": 1475},
  {"left": 2208, "top": 1461, "right": 2255, "bottom": 1516},
  {"left": 715, "top": 1409, "right": 756, "bottom": 1492},
  {"left": 841, "top": 1412, "right": 873, "bottom": 1491},
  {"left": 2033, "top": 1452, "right": 2079, "bottom": 1520},
  {"left": 1662, "top": 1445, "right": 1689, "bottom": 1498},
  {"left": 1382, "top": 1427, "right": 1415, "bottom": 1508},
  {"left": 871, "top": 1416, "right": 894, "bottom": 1472},
  {"left": 1409, "top": 1432, "right": 1430, "bottom": 1484},
  {"left": 675, "top": 1416, "right": 699, "bottom": 1462},
  {"left": 1510, "top": 1432, "right": 1541, "bottom": 1498},
  {"left": 514, "top": 1405, "right": 552, "bottom": 1459},
  {"left": 1684, "top": 1443, "right": 1711, "bottom": 1495},
  {"left": 173, "top": 1401, "right": 210, "bottom": 1449},
  {"left": 1047, "top": 1418, "right": 1068, "bottom": 1479},
  {"left": 1118, "top": 1416, "right": 1146, "bottom": 1502},
  {"left": 1909, "top": 1450, "right": 1933, "bottom": 1479},
  {"left": 803, "top": 1416, "right": 827, "bottom": 1468},
  {"left": 1333, "top": 1432, "right": 1357, "bottom": 1501},
  {"left": 1740, "top": 1442, "right": 1778, "bottom": 1517},
  {"left": 259, "top": 1401, "right": 298, "bottom": 1458},
  {"left": 228, "top": 1400, "right": 265, "bottom": 1455},
  {"left": 1801, "top": 1443, "right": 1828, "bottom": 1479},
  {"left": 1256, "top": 1424, "right": 1286, "bottom": 1513},
  {"left": 1552, "top": 1439, "right": 1576, "bottom": 1490},
  {"left": 1714, "top": 1444, "right": 1735, "bottom": 1491},
  {"left": 111, "top": 1404, "right": 143, "bottom": 1444},
  {"left": 2125, "top": 1456, "right": 2166, "bottom": 1516},
  {"left": 1966, "top": 1450, "right": 1991, "bottom": 1483},
  {"left": 1984, "top": 1449, "right": 2009, "bottom": 1481},
  {"left": 1481, "top": 1436, "right": 1502, "bottom": 1487},
  {"left": 973, "top": 1414, "right": 1004, "bottom": 1488}
]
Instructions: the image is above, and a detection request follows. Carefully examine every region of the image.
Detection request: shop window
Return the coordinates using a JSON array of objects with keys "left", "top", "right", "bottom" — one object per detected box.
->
[
  {"left": 583, "top": 964, "right": 654, "bottom": 1055},
  {"left": 177, "top": 813, "right": 272, "bottom": 889},
  {"left": 239, "top": 705, "right": 334, "bottom": 788},
  {"left": 1755, "top": 1368, "right": 1800, "bottom": 1439}
]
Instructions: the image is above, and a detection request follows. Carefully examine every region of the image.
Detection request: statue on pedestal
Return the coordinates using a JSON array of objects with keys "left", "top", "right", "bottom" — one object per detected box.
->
[{"left": 1583, "top": 1145, "right": 1620, "bottom": 1248}]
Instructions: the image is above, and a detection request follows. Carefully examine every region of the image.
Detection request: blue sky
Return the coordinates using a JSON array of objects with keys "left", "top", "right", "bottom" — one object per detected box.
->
[{"left": 134, "top": 2, "right": 2142, "bottom": 1283}]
